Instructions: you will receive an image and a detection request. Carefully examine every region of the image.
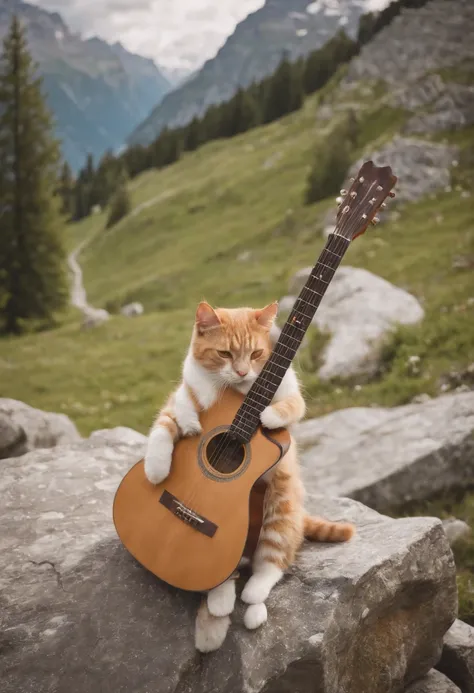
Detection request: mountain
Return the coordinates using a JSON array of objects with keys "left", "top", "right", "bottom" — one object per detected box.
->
[
  {"left": 0, "top": 0, "right": 171, "bottom": 170},
  {"left": 128, "top": 0, "right": 384, "bottom": 146}
]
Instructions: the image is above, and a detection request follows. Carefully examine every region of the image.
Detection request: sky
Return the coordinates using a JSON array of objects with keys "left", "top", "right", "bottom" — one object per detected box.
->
[{"left": 29, "top": 0, "right": 266, "bottom": 77}]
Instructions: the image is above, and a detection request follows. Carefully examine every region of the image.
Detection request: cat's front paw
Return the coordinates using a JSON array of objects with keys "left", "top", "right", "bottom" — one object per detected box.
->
[
  {"left": 144, "top": 428, "right": 173, "bottom": 484},
  {"left": 260, "top": 406, "right": 285, "bottom": 430},
  {"left": 179, "top": 417, "right": 202, "bottom": 437}
]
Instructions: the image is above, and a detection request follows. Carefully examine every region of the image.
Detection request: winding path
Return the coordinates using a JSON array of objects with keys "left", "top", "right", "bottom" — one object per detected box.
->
[{"left": 68, "top": 240, "right": 109, "bottom": 326}]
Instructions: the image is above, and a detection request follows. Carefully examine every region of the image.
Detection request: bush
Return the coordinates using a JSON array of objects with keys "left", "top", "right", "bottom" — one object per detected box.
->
[
  {"left": 305, "top": 139, "right": 350, "bottom": 205},
  {"left": 106, "top": 183, "right": 131, "bottom": 229}
]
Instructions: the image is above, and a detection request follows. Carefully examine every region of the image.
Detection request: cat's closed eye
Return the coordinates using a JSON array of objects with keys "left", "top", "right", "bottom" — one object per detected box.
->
[
  {"left": 251, "top": 349, "right": 263, "bottom": 360},
  {"left": 217, "top": 350, "right": 232, "bottom": 359}
]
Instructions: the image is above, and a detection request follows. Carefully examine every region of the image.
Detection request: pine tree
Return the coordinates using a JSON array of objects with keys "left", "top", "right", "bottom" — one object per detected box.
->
[
  {"left": 58, "top": 161, "right": 74, "bottom": 218},
  {"left": 305, "top": 131, "right": 350, "bottom": 205},
  {"left": 263, "top": 52, "right": 304, "bottom": 124},
  {"left": 183, "top": 117, "right": 202, "bottom": 152},
  {"left": 106, "top": 177, "right": 131, "bottom": 229},
  {"left": 0, "top": 16, "right": 67, "bottom": 333},
  {"left": 228, "top": 88, "right": 260, "bottom": 136}
]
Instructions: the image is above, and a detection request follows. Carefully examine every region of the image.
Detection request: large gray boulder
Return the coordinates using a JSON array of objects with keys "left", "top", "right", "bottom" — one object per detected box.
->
[
  {"left": 295, "top": 392, "right": 474, "bottom": 511},
  {"left": 438, "top": 619, "right": 474, "bottom": 693},
  {"left": 0, "top": 434, "right": 457, "bottom": 693},
  {"left": 0, "top": 398, "right": 81, "bottom": 459},
  {"left": 405, "top": 670, "right": 461, "bottom": 693},
  {"left": 281, "top": 266, "right": 424, "bottom": 380}
]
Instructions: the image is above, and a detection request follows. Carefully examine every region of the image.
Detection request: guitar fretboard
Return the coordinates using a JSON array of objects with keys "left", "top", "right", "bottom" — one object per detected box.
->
[{"left": 229, "top": 232, "right": 350, "bottom": 442}]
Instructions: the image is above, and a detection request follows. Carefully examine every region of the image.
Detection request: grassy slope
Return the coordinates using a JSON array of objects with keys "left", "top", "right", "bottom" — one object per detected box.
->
[{"left": 0, "top": 74, "right": 473, "bottom": 620}]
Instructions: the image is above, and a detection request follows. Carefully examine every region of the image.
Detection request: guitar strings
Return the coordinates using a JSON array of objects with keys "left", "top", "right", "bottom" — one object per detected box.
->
[
  {"left": 190, "top": 180, "right": 381, "bottom": 502},
  {"left": 206, "top": 215, "right": 363, "bottom": 475}
]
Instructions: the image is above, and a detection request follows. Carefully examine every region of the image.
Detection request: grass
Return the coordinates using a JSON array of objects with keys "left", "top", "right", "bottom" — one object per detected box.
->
[{"left": 1, "top": 70, "right": 473, "bottom": 620}]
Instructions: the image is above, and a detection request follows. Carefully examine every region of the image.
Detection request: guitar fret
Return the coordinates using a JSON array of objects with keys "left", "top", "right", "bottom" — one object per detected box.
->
[{"left": 231, "top": 231, "right": 352, "bottom": 442}]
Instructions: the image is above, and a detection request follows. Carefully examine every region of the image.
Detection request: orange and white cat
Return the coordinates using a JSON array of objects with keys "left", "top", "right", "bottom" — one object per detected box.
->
[{"left": 144, "top": 301, "right": 354, "bottom": 652}]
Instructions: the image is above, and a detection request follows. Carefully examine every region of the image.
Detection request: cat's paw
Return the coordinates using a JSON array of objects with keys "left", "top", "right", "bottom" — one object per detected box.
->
[
  {"left": 144, "top": 428, "right": 173, "bottom": 484},
  {"left": 178, "top": 416, "right": 202, "bottom": 437},
  {"left": 195, "top": 602, "right": 230, "bottom": 653},
  {"left": 241, "top": 565, "right": 283, "bottom": 604},
  {"left": 207, "top": 580, "right": 236, "bottom": 618},
  {"left": 244, "top": 603, "right": 268, "bottom": 630},
  {"left": 260, "top": 406, "right": 285, "bottom": 430}
]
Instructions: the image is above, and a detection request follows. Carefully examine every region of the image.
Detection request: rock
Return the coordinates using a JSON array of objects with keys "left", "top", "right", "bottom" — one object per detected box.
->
[
  {"left": 349, "top": 137, "right": 458, "bottom": 205},
  {"left": 345, "top": 0, "right": 474, "bottom": 87},
  {"left": 441, "top": 519, "right": 471, "bottom": 547},
  {"left": 295, "top": 391, "right": 474, "bottom": 511},
  {"left": 120, "top": 302, "right": 144, "bottom": 317},
  {"left": 0, "top": 437, "right": 457, "bottom": 693},
  {"left": 405, "top": 670, "right": 461, "bottom": 693},
  {"left": 89, "top": 426, "right": 147, "bottom": 448},
  {"left": 0, "top": 398, "right": 81, "bottom": 459},
  {"left": 438, "top": 619, "right": 474, "bottom": 693},
  {"left": 237, "top": 250, "right": 252, "bottom": 262},
  {"left": 81, "top": 307, "right": 110, "bottom": 329},
  {"left": 286, "top": 265, "right": 424, "bottom": 380}
]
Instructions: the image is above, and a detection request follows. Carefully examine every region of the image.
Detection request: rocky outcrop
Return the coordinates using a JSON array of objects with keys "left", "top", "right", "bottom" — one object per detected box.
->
[
  {"left": 438, "top": 619, "right": 474, "bottom": 693},
  {"left": 405, "top": 670, "right": 461, "bottom": 693},
  {"left": 345, "top": 0, "right": 474, "bottom": 87},
  {"left": 120, "top": 302, "right": 144, "bottom": 317},
  {"left": 280, "top": 265, "right": 424, "bottom": 380},
  {"left": 0, "top": 433, "right": 457, "bottom": 692},
  {"left": 441, "top": 518, "right": 472, "bottom": 547},
  {"left": 349, "top": 137, "right": 458, "bottom": 204},
  {"left": 0, "top": 398, "right": 81, "bottom": 459},
  {"left": 295, "top": 391, "right": 474, "bottom": 512}
]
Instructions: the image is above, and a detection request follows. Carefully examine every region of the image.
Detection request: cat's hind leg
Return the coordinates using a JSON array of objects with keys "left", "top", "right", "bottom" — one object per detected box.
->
[{"left": 195, "top": 599, "right": 231, "bottom": 653}]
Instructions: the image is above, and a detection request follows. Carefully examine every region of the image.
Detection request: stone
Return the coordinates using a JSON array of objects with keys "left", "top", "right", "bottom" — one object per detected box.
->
[
  {"left": 0, "top": 437, "right": 457, "bottom": 693},
  {"left": 89, "top": 426, "right": 147, "bottom": 448},
  {"left": 442, "top": 518, "right": 471, "bottom": 547},
  {"left": 286, "top": 265, "right": 424, "bottom": 380},
  {"left": 349, "top": 137, "right": 458, "bottom": 205},
  {"left": 81, "top": 307, "right": 110, "bottom": 329},
  {"left": 405, "top": 670, "right": 461, "bottom": 693},
  {"left": 120, "top": 302, "right": 144, "bottom": 317},
  {"left": 295, "top": 391, "right": 474, "bottom": 512},
  {"left": 438, "top": 619, "right": 474, "bottom": 693},
  {"left": 0, "top": 398, "right": 81, "bottom": 459}
]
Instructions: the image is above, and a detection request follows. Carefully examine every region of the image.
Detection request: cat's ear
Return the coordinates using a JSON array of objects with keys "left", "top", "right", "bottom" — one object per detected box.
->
[
  {"left": 196, "top": 301, "right": 221, "bottom": 334},
  {"left": 255, "top": 302, "right": 278, "bottom": 329}
]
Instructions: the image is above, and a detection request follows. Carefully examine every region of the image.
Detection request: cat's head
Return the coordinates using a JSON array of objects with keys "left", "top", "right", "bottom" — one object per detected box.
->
[{"left": 191, "top": 301, "right": 278, "bottom": 387}]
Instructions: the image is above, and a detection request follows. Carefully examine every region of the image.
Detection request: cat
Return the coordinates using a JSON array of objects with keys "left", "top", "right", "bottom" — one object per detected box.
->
[{"left": 144, "top": 301, "right": 355, "bottom": 652}]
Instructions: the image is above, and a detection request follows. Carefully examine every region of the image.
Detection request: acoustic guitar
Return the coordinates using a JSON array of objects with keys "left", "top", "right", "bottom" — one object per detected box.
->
[{"left": 113, "top": 161, "right": 397, "bottom": 592}]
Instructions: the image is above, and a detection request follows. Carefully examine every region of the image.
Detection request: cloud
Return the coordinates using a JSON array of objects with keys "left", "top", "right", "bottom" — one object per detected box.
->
[{"left": 29, "top": 0, "right": 265, "bottom": 72}]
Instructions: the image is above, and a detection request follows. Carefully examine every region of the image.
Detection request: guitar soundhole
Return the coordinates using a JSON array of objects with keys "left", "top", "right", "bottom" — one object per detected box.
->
[{"left": 205, "top": 432, "right": 246, "bottom": 475}]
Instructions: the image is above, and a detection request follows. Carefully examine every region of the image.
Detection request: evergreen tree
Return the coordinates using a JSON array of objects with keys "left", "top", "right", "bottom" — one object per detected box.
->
[
  {"left": 263, "top": 52, "right": 304, "bottom": 124},
  {"left": 58, "top": 161, "right": 75, "bottom": 218},
  {"left": 305, "top": 130, "right": 350, "bottom": 205},
  {"left": 183, "top": 116, "right": 202, "bottom": 152},
  {"left": 106, "top": 178, "right": 131, "bottom": 229},
  {"left": 227, "top": 88, "right": 260, "bottom": 136},
  {"left": 0, "top": 16, "right": 67, "bottom": 333}
]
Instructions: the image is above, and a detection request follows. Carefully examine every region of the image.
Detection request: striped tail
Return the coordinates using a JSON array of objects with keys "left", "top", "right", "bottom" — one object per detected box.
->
[{"left": 304, "top": 514, "right": 355, "bottom": 543}]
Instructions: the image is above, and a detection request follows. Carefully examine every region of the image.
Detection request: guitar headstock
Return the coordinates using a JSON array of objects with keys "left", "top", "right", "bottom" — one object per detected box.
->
[{"left": 335, "top": 161, "right": 397, "bottom": 241}]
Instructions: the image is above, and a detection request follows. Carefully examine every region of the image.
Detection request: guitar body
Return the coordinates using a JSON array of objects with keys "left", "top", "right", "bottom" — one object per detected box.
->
[{"left": 113, "top": 388, "right": 290, "bottom": 592}]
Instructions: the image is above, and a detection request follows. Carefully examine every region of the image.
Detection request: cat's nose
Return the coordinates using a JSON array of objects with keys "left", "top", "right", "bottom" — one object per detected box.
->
[{"left": 236, "top": 369, "right": 248, "bottom": 377}]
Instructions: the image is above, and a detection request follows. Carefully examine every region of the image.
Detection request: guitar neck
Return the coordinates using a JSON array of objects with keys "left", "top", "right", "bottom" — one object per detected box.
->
[{"left": 229, "top": 232, "right": 351, "bottom": 442}]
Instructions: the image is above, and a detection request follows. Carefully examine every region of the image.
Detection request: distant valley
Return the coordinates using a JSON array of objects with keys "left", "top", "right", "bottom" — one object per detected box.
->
[{"left": 0, "top": 0, "right": 171, "bottom": 171}]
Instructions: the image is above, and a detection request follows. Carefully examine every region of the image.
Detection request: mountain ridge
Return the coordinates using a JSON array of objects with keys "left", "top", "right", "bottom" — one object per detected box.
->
[
  {"left": 0, "top": 0, "right": 171, "bottom": 170},
  {"left": 129, "top": 0, "right": 386, "bottom": 147}
]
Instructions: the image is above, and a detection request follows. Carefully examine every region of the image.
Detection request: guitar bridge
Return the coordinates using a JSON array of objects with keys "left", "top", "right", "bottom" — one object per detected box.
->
[{"left": 159, "top": 489, "right": 218, "bottom": 538}]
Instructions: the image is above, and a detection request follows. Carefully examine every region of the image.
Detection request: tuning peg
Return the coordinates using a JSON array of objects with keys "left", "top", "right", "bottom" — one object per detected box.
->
[
  {"left": 350, "top": 177, "right": 355, "bottom": 183},
  {"left": 371, "top": 216, "right": 380, "bottom": 226},
  {"left": 389, "top": 192, "right": 396, "bottom": 198},
  {"left": 340, "top": 189, "right": 348, "bottom": 196},
  {"left": 350, "top": 191, "right": 357, "bottom": 198},
  {"left": 381, "top": 202, "right": 387, "bottom": 209},
  {"left": 336, "top": 196, "right": 343, "bottom": 205}
]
